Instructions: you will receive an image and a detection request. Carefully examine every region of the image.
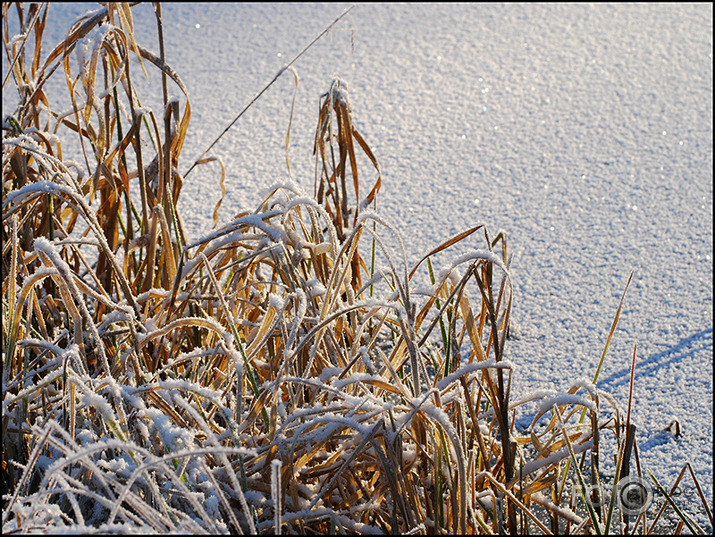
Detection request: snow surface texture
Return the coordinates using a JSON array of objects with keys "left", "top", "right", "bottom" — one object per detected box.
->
[{"left": 6, "top": 1, "right": 712, "bottom": 520}]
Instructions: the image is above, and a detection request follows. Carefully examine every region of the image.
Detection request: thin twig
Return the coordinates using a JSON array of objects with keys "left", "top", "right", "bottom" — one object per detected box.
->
[{"left": 183, "top": 5, "right": 355, "bottom": 179}]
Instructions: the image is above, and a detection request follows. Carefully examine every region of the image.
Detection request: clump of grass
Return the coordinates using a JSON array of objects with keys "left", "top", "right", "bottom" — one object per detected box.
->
[{"left": 2, "top": 3, "right": 711, "bottom": 534}]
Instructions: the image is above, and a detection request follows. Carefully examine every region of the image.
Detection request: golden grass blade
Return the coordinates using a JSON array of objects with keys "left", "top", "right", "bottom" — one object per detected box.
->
[
  {"left": 340, "top": 105, "right": 360, "bottom": 220},
  {"left": 155, "top": 205, "right": 177, "bottom": 286},
  {"left": 187, "top": 156, "right": 227, "bottom": 228},
  {"left": 35, "top": 7, "right": 109, "bottom": 85},
  {"left": 139, "top": 207, "right": 160, "bottom": 293},
  {"left": 2, "top": 3, "right": 47, "bottom": 90},
  {"left": 116, "top": 2, "right": 149, "bottom": 80},
  {"left": 284, "top": 66, "right": 300, "bottom": 176},
  {"left": 351, "top": 127, "right": 381, "bottom": 178},
  {"left": 592, "top": 270, "right": 634, "bottom": 386},
  {"left": 408, "top": 225, "right": 484, "bottom": 281}
]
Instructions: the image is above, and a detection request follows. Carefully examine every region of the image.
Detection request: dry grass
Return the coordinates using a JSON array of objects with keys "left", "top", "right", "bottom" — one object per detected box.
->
[{"left": 2, "top": 3, "right": 711, "bottom": 534}]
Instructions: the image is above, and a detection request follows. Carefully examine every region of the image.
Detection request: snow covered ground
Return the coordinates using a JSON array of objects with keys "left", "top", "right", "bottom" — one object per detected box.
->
[{"left": 7, "top": 2, "right": 713, "bottom": 528}]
